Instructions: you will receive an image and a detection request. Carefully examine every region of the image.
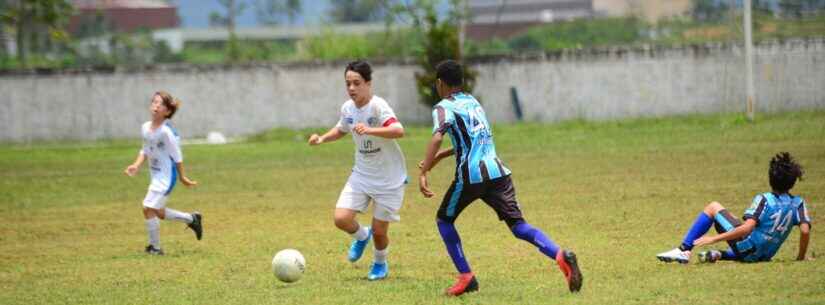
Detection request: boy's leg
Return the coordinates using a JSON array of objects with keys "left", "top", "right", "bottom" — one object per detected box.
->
[
  {"left": 367, "top": 186, "right": 403, "bottom": 280},
  {"left": 481, "top": 176, "right": 581, "bottom": 292},
  {"left": 658, "top": 201, "right": 741, "bottom": 263},
  {"left": 437, "top": 180, "right": 481, "bottom": 296},
  {"left": 163, "top": 207, "right": 193, "bottom": 223},
  {"left": 142, "top": 191, "right": 166, "bottom": 255},
  {"left": 335, "top": 182, "right": 371, "bottom": 262},
  {"left": 368, "top": 219, "right": 390, "bottom": 280}
]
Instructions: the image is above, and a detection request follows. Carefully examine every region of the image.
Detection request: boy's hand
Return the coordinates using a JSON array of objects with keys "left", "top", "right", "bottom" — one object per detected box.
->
[
  {"left": 124, "top": 164, "right": 139, "bottom": 177},
  {"left": 180, "top": 176, "right": 198, "bottom": 187},
  {"left": 693, "top": 236, "right": 717, "bottom": 247},
  {"left": 308, "top": 134, "right": 323, "bottom": 146},
  {"left": 353, "top": 123, "right": 371, "bottom": 135},
  {"left": 419, "top": 174, "right": 434, "bottom": 198}
]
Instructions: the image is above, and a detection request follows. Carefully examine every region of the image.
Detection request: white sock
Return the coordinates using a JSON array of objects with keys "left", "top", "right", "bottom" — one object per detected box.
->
[
  {"left": 350, "top": 224, "right": 369, "bottom": 241},
  {"left": 145, "top": 217, "right": 160, "bottom": 249},
  {"left": 374, "top": 247, "right": 388, "bottom": 264},
  {"left": 164, "top": 208, "right": 193, "bottom": 224}
]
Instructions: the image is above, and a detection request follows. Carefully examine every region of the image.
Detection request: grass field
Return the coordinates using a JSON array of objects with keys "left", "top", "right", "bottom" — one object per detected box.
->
[{"left": 1, "top": 111, "right": 824, "bottom": 305}]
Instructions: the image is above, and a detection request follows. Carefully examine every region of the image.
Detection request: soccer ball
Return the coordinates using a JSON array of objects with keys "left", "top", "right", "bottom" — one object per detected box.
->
[{"left": 272, "top": 249, "right": 305, "bottom": 283}]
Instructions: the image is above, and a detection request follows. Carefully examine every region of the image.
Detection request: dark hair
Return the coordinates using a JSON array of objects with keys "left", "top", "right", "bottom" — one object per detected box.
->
[
  {"left": 345, "top": 60, "right": 372, "bottom": 82},
  {"left": 769, "top": 152, "right": 803, "bottom": 193},
  {"left": 154, "top": 91, "right": 181, "bottom": 119},
  {"left": 435, "top": 60, "right": 463, "bottom": 87}
]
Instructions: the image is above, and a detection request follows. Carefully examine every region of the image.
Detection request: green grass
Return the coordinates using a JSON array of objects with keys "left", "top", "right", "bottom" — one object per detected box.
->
[{"left": 1, "top": 111, "right": 824, "bottom": 305}]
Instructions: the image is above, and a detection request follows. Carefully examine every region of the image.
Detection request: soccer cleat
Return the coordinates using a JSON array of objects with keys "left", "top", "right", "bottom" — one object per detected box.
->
[
  {"left": 145, "top": 245, "right": 164, "bottom": 256},
  {"left": 367, "top": 262, "right": 388, "bottom": 281},
  {"left": 698, "top": 250, "right": 722, "bottom": 263},
  {"left": 187, "top": 212, "right": 203, "bottom": 240},
  {"left": 556, "top": 250, "right": 583, "bottom": 293},
  {"left": 347, "top": 227, "right": 372, "bottom": 262},
  {"left": 446, "top": 272, "right": 478, "bottom": 296},
  {"left": 656, "top": 248, "right": 691, "bottom": 264}
]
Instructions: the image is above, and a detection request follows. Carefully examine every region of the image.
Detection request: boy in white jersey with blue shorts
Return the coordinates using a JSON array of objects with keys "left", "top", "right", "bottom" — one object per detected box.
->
[
  {"left": 657, "top": 152, "right": 812, "bottom": 263},
  {"left": 124, "top": 91, "right": 203, "bottom": 255},
  {"left": 308, "top": 61, "right": 406, "bottom": 281}
]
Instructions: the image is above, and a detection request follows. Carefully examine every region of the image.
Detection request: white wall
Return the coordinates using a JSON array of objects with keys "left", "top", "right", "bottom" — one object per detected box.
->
[{"left": 1, "top": 39, "right": 824, "bottom": 142}]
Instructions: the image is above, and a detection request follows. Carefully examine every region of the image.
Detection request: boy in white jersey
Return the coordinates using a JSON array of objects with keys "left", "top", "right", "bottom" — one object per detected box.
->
[
  {"left": 124, "top": 91, "right": 202, "bottom": 255},
  {"left": 308, "top": 61, "right": 407, "bottom": 280}
]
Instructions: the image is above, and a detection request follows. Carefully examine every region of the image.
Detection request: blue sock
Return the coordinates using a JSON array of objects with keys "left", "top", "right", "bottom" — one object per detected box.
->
[
  {"left": 511, "top": 222, "right": 560, "bottom": 259},
  {"left": 680, "top": 212, "right": 713, "bottom": 251},
  {"left": 437, "top": 220, "right": 471, "bottom": 274},
  {"left": 720, "top": 249, "right": 739, "bottom": 261}
]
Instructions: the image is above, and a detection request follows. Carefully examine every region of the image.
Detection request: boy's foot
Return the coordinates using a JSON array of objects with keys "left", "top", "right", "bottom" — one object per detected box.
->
[
  {"left": 347, "top": 227, "right": 372, "bottom": 262},
  {"left": 187, "top": 212, "right": 203, "bottom": 240},
  {"left": 556, "top": 250, "right": 583, "bottom": 293},
  {"left": 367, "top": 262, "right": 388, "bottom": 281},
  {"left": 446, "top": 272, "right": 478, "bottom": 296},
  {"left": 145, "top": 245, "right": 164, "bottom": 256},
  {"left": 656, "top": 248, "right": 691, "bottom": 264},
  {"left": 698, "top": 250, "right": 722, "bottom": 263}
]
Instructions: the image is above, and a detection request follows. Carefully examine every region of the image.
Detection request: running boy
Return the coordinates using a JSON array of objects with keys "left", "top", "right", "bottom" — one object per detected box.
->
[
  {"left": 418, "top": 60, "right": 582, "bottom": 296},
  {"left": 124, "top": 91, "right": 203, "bottom": 255},
  {"left": 657, "top": 152, "right": 811, "bottom": 263},
  {"left": 308, "top": 60, "right": 407, "bottom": 281}
]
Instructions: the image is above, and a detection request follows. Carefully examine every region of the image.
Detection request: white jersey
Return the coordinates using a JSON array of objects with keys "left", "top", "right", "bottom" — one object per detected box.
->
[
  {"left": 141, "top": 120, "right": 183, "bottom": 194},
  {"left": 335, "top": 96, "right": 407, "bottom": 192}
]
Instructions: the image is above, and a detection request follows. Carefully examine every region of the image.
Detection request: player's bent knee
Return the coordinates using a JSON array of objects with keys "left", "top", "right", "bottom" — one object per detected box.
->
[{"left": 704, "top": 201, "right": 724, "bottom": 216}]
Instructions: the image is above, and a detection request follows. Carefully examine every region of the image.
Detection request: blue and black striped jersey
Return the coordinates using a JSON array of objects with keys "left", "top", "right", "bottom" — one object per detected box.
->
[{"left": 432, "top": 93, "right": 511, "bottom": 184}]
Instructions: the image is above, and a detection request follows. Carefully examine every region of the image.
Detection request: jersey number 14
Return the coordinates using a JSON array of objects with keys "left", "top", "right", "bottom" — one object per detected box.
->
[{"left": 769, "top": 210, "right": 793, "bottom": 234}]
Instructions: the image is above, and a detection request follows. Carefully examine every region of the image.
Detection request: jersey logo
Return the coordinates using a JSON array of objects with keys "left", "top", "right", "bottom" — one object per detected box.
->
[
  {"left": 367, "top": 117, "right": 378, "bottom": 127},
  {"left": 358, "top": 139, "right": 381, "bottom": 154},
  {"left": 157, "top": 141, "right": 165, "bottom": 149},
  {"left": 345, "top": 117, "right": 354, "bottom": 124}
]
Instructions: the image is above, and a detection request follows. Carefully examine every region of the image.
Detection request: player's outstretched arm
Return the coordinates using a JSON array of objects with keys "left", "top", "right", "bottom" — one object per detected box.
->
[
  {"left": 124, "top": 152, "right": 146, "bottom": 177},
  {"left": 694, "top": 219, "right": 756, "bottom": 247},
  {"left": 797, "top": 223, "right": 811, "bottom": 261},
  {"left": 309, "top": 127, "right": 346, "bottom": 146},
  {"left": 353, "top": 123, "right": 404, "bottom": 139},
  {"left": 175, "top": 162, "right": 198, "bottom": 187},
  {"left": 418, "top": 148, "right": 454, "bottom": 170}
]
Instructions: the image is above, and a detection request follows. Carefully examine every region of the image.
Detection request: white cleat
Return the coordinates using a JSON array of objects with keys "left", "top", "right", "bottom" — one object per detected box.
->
[{"left": 656, "top": 248, "right": 691, "bottom": 264}]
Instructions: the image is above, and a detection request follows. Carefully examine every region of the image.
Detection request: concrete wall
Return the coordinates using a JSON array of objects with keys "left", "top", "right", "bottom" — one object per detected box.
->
[{"left": 1, "top": 39, "right": 824, "bottom": 142}]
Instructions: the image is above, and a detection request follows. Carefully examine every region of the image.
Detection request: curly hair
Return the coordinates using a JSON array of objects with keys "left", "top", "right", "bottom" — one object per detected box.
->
[{"left": 769, "top": 152, "right": 804, "bottom": 193}]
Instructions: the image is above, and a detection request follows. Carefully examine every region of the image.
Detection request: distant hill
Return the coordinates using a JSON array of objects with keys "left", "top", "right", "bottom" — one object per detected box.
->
[{"left": 172, "top": 0, "right": 330, "bottom": 28}]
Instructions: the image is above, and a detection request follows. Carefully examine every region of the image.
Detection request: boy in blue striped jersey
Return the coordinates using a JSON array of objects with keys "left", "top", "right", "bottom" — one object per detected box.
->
[
  {"left": 657, "top": 152, "right": 811, "bottom": 264},
  {"left": 418, "top": 60, "right": 582, "bottom": 296}
]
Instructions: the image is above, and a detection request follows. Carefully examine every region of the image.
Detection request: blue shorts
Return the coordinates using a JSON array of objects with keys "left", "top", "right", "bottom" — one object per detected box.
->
[{"left": 714, "top": 209, "right": 756, "bottom": 259}]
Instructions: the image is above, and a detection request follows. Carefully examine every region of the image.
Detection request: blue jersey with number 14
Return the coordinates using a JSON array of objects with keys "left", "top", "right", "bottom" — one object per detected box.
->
[
  {"left": 738, "top": 192, "right": 811, "bottom": 262},
  {"left": 432, "top": 92, "right": 511, "bottom": 184}
]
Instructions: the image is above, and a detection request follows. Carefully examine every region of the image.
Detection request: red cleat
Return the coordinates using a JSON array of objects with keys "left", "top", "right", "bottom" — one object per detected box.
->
[
  {"left": 445, "top": 272, "right": 479, "bottom": 296},
  {"left": 556, "top": 250, "right": 583, "bottom": 293}
]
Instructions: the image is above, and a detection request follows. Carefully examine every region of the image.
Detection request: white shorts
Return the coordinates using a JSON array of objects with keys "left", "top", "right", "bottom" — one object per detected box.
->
[
  {"left": 142, "top": 190, "right": 169, "bottom": 209},
  {"left": 335, "top": 181, "right": 405, "bottom": 222}
]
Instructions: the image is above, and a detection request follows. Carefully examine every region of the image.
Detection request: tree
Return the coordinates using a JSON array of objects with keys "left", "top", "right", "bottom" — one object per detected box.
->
[
  {"left": 692, "top": 0, "right": 728, "bottom": 21},
  {"left": 0, "top": 0, "right": 73, "bottom": 66},
  {"left": 256, "top": 0, "right": 302, "bottom": 25},
  {"left": 387, "top": 0, "right": 476, "bottom": 107},
  {"left": 212, "top": 0, "right": 248, "bottom": 61},
  {"left": 328, "top": 0, "right": 387, "bottom": 23},
  {"left": 778, "top": 0, "right": 824, "bottom": 17}
]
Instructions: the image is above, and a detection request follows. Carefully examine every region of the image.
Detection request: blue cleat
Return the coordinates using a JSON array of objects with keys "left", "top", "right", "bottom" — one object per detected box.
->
[
  {"left": 367, "top": 262, "right": 388, "bottom": 281},
  {"left": 347, "top": 227, "right": 372, "bottom": 262}
]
